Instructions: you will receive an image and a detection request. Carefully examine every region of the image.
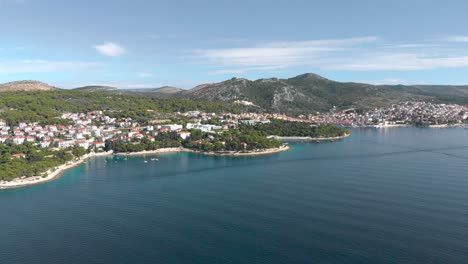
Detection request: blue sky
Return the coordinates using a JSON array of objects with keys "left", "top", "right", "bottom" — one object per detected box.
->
[{"left": 1, "top": 0, "right": 468, "bottom": 88}]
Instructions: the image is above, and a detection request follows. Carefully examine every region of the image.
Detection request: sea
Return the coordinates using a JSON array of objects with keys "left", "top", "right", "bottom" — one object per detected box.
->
[{"left": 1, "top": 127, "right": 468, "bottom": 263}]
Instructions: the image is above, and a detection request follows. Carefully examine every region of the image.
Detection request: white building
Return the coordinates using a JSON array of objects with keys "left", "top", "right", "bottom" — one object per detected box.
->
[
  {"left": 57, "top": 140, "right": 74, "bottom": 149},
  {"left": 160, "top": 124, "right": 183, "bottom": 131},
  {"left": 40, "top": 141, "right": 51, "bottom": 148},
  {"left": 13, "top": 136, "right": 25, "bottom": 144},
  {"left": 76, "top": 141, "right": 90, "bottom": 149},
  {"left": 178, "top": 131, "right": 191, "bottom": 140}
]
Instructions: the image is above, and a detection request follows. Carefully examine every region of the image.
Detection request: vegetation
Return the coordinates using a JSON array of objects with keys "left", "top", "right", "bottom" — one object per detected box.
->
[
  {"left": 105, "top": 121, "right": 346, "bottom": 155},
  {"left": 0, "top": 90, "right": 244, "bottom": 125},
  {"left": 182, "top": 128, "right": 283, "bottom": 152},
  {"left": 244, "top": 119, "right": 348, "bottom": 138},
  {"left": 105, "top": 132, "right": 182, "bottom": 153},
  {"left": 181, "top": 73, "right": 468, "bottom": 115},
  {"left": 0, "top": 142, "right": 87, "bottom": 181}
]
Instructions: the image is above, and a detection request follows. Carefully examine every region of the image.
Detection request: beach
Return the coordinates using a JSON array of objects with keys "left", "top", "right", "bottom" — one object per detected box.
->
[
  {"left": 0, "top": 146, "right": 292, "bottom": 189},
  {"left": 0, "top": 151, "right": 112, "bottom": 190}
]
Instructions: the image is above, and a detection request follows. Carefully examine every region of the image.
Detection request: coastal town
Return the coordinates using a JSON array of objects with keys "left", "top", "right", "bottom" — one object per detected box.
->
[
  {"left": 2, "top": 100, "right": 465, "bottom": 188},
  {"left": 0, "top": 101, "right": 467, "bottom": 154}
]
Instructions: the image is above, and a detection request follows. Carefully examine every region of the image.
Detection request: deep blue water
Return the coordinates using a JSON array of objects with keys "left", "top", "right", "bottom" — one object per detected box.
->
[{"left": 1, "top": 127, "right": 468, "bottom": 263}]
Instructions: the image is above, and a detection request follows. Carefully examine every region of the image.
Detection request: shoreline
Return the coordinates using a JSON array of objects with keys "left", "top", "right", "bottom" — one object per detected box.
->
[
  {"left": 0, "top": 145, "right": 292, "bottom": 190},
  {"left": 0, "top": 151, "right": 112, "bottom": 190},
  {"left": 192, "top": 145, "right": 291, "bottom": 156},
  {"left": 268, "top": 133, "right": 350, "bottom": 141}
]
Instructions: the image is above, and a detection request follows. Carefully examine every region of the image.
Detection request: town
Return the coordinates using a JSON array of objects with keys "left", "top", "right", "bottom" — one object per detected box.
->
[{"left": 0, "top": 101, "right": 467, "bottom": 153}]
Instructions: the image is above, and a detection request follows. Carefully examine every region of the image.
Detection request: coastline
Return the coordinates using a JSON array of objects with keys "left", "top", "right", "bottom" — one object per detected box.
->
[
  {"left": 113, "top": 147, "right": 185, "bottom": 156},
  {"left": 268, "top": 133, "right": 350, "bottom": 141},
  {"left": 0, "top": 145, "right": 292, "bottom": 190},
  {"left": 192, "top": 145, "right": 291, "bottom": 156},
  {"left": 0, "top": 151, "right": 112, "bottom": 190}
]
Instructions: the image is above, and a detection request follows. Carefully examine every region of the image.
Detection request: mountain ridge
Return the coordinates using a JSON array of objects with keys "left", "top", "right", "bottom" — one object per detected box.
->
[
  {"left": 2, "top": 74, "right": 468, "bottom": 115},
  {"left": 0, "top": 80, "right": 56, "bottom": 92}
]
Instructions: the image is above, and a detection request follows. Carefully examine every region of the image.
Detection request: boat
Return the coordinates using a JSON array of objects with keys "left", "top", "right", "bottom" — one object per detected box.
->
[
  {"left": 151, "top": 158, "right": 159, "bottom": 161},
  {"left": 144, "top": 160, "right": 148, "bottom": 163}
]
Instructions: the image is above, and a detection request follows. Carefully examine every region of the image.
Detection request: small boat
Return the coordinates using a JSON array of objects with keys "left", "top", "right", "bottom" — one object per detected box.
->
[
  {"left": 151, "top": 158, "right": 159, "bottom": 161},
  {"left": 144, "top": 160, "right": 148, "bottom": 163}
]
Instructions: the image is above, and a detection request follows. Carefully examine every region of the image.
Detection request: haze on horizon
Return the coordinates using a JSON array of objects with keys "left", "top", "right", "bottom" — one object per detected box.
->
[{"left": 1, "top": 0, "right": 468, "bottom": 88}]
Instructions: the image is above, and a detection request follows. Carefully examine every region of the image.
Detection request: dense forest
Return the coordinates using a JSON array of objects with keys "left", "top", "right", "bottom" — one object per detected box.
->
[{"left": 243, "top": 119, "right": 349, "bottom": 138}]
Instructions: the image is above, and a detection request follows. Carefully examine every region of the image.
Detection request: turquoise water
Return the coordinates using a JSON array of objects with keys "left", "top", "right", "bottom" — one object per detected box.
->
[{"left": 1, "top": 127, "right": 468, "bottom": 263}]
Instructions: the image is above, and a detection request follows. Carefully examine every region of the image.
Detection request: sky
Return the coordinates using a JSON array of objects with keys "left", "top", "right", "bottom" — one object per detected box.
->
[{"left": 1, "top": 0, "right": 468, "bottom": 88}]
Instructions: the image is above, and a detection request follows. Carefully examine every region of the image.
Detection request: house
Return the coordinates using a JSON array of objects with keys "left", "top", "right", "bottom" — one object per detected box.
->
[
  {"left": 76, "top": 140, "right": 89, "bottom": 149},
  {"left": 74, "top": 133, "right": 84, "bottom": 140},
  {"left": 160, "top": 124, "right": 183, "bottom": 131},
  {"left": 18, "top": 122, "right": 27, "bottom": 129},
  {"left": 178, "top": 131, "right": 191, "bottom": 140},
  {"left": 0, "top": 119, "right": 6, "bottom": 127},
  {"left": 0, "top": 135, "right": 8, "bottom": 143},
  {"left": 57, "top": 140, "right": 73, "bottom": 149},
  {"left": 186, "top": 123, "right": 222, "bottom": 132},
  {"left": 40, "top": 141, "right": 51, "bottom": 148},
  {"left": 93, "top": 142, "right": 106, "bottom": 149},
  {"left": 13, "top": 136, "right": 25, "bottom": 144},
  {"left": 26, "top": 136, "right": 36, "bottom": 142},
  {"left": 11, "top": 153, "right": 26, "bottom": 159}
]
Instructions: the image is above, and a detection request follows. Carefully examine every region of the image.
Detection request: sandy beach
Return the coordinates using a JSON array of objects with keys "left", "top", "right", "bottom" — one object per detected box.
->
[
  {"left": 0, "top": 146, "right": 292, "bottom": 189},
  {"left": 0, "top": 151, "right": 112, "bottom": 190}
]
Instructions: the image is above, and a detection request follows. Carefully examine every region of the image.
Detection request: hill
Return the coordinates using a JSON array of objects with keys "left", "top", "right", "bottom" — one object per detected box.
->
[
  {"left": 149, "top": 86, "right": 184, "bottom": 94},
  {"left": 73, "top": 85, "right": 183, "bottom": 96},
  {"left": 72, "top": 85, "right": 119, "bottom": 92},
  {"left": 3, "top": 74, "right": 468, "bottom": 116},
  {"left": 0, "top": 81, "right": 56, "bottom": 92},
  {"left": 178, "top": 73, "right": 468, "bottom": 115}
]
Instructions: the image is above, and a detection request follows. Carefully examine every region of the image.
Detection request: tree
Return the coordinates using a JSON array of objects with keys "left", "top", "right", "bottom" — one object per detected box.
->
[{"left": 72, "top": 147, "right": 87, "bottom": 157}]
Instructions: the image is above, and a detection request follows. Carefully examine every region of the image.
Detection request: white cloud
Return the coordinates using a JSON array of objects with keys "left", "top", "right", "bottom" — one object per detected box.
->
[
  {"left": 137, "top": 72, "right": 154, "bottom": 78},
  {"left": 196, "top": 36, "right": 377, "bottom": 68},
  {"left": 0, "top": 59, "right": 99, "bottom": 74},
  {"left": 382, "top": 43, "right": 439, "bottom": 49},
  {"left": 446, "top": 35, "right": 468, "bottom": 43},
  {"left": 208, "top": 69, "right": 246, "bottom": 76},
  {"left": 195, "top": 36, "right": 468, "bottom": 73},
  {"left": 326, "top": 53, "right": 468, "bottom": 71},
  {"left": 94, "top": 42, "right": 126, "bottom": 57},
  {"left": 363, "top": 78, "right": 426, "bottom": 85}
]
